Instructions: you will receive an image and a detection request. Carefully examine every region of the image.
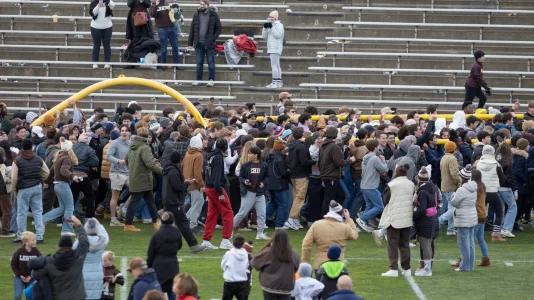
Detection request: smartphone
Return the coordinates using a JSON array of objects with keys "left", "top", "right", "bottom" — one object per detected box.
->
[{"left": 99, "top": 0, "right": 103, "bottom": 4}]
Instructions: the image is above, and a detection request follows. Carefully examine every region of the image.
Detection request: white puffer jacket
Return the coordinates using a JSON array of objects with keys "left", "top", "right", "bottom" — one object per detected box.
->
[
  {"left": 476, "top": 154, "right": 501, "bottom": 192},
  {"left": 262, "top": 21, "right": 284, "bottom": 55},
  {"left": 379, "top": 176, "right": 415, "bottom": 229},
  {"left": 451, "top": 180, "right": 478, "bottom": 228}
]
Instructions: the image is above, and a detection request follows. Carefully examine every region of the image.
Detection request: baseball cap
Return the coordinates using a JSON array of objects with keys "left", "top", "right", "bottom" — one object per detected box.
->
[
  {"left": 31, "top": 126, "right": 44, "bottom": 138},
  {"left": 279, "top": 92, "right": 293, "bottom": 100}
]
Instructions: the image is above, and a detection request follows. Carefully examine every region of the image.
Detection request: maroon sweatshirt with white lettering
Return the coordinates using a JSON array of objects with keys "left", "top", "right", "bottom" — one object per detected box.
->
[{"left": 11, "top": 246, "right": 42, "bottom": 277}]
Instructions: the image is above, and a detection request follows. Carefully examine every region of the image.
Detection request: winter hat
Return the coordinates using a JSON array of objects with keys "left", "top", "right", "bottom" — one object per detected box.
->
[
  {"left": 460, "top": 164, "right": 473, "bottom": 180},
  {"left": 190, "top": 133, "right": 203, "bottom": 149},
  {"left": 328, "top": 200, "right": 343, "bottom": 213},
  {"left": 219, "top": 117, "right": 229, "bottom": 127},
  {"left": 58, "top": 235, "right": 73, "bottom": 248},
  {"left": 159, "top": 117, "right": 172, "bottom": 129},
  {"left": 269, "top": 10, "right": 279, "bottom": 20},
  {"left": 272, "top": 126, "right": 284, "bottom": 137},
  {"left": 90, "top": 122, "right": 102, "bottom": 132},
  {"left": 26, "top": 112, "right": 38, "bottom": 124},
  {"left": 405, "top": 119, "right": 417, "bottom": 126},
  {"left": 110, "top": 130, "right": 120, "bottom": 140},
  {"left": 325, "top": 126, "right": 338, "bottom": 139},
  {"left": 364, "top": 125, "right": 375, "bottom": 133},
  {"left": 84, "top": 218, "right": 99, "bottom": 235},
  {"left": 103, "top": 122, "right": 114, "bottom": 133},
  {"left": 444, "top": 141, "right": 456, "bottom": 153},
  {"left": 78, "top": 133, "right": 90, "bottom": 144},
  {"left": 235, "top": 129, "right": 247, "bottom": 139},
  {"left": 474, "top": 50, "right": 485, "bottom": 60},
  {"left": 516, "top": 138, "right": 529, "bottom": 150},
  {"left": 43, "top": 114, "right": 55, "bottom": 127},
  {"left": 310, "top": 132, "right": 322, "bottom": 144},
  {"left": 417, "top": 166, "right": 430, "bottom": 182},
  {"left": 327, "top": 245, "right": 341, "bottom": 260},
  {"left": 57, "top": 122, "right": 66, "bottom": 129},
  {"left": 161, "top": 211, "right": 174, "bottom": 225},
  {"left": 281, "top": 129, "right": 292, "bottom": 139},
  {"left": 482, "top": 144, "right": 495, "bottom": 155},
  {"left": 298, "top": 262, "right": 313, "bottom": 278},
  {"left": 273, "top": 138, "right": 285, "bottom": 151},
  {"left": 31, "top": 126, "right": 44, "bottom": 138},
  {"left": 60, "top": 136, "right": 73, "bottom": 151}
]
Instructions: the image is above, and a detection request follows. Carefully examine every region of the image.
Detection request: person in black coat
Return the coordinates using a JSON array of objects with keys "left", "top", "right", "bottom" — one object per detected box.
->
[
  {"left": 163, "top": 152, "right": 206, "bottom": 254},
  {"left": 126, "top": 0, "right": 154, "bottom": 41},
  {"left": 266, "top": 139, "right": 290, "bottom": 229},
  {"left": 147, "top": 211, "right": 182, "bottom": 298},
  {"left": 513, "top": 139, "right": 529, "bottom": 225},
  {"left": 413, "top": 167, "right": 439, "bottom": 276}
]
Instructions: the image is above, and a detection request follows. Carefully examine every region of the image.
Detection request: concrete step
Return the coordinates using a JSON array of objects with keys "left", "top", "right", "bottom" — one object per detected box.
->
[
  {"left": 336, "top": 42, "right": 534, "bottom": 55},
  {"left": 348, "top": 0, "right": 532, "bottom": 10},
  {"left": 344, "top": 13, "right": 534, "bottom": 26}
]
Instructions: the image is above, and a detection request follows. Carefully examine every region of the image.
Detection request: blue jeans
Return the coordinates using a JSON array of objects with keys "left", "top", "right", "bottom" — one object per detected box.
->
[
  {"left": 498, "top": 190, "right": 517, "bottom": 232},
  {"left": 195, "top": 42, "right": 215, "bottom": 80},
  {"left": 14, "top": 276, "right": 31, "bottom": 300},
  {"left": 266, "top": 190, "right": 289, "bottom": 228},
  {"left": 360, "top": 189, "right": 384, "bottom": 223},
  {"left": 438, "top": 192, "right": 455, "bottom": 233},
  {"left": 474, "top": 222, "right": 489, "bottom": 258},
  {"left": 158, "top": 27, "right": 179, "bottom": 64},
  {"left": 135, "top": 199, "right": 151, "bottom": 220},
  {"left": 339, "top": 178, "right": 351, "bottom": 212},
  {"left": 457, "top": 226, "right": 475, "bottom": 271},
  {"left": 16, "top": 185, "right": 44, "bottom": 240},
  {"left": 42, "top": 182, "right": 74, "bottom": 233},
  {"left": 173, "top": 21, "right": 182, "bottom": 34},
  {"left": 349, "top": 179, "right": 364, "bottom": 218}
]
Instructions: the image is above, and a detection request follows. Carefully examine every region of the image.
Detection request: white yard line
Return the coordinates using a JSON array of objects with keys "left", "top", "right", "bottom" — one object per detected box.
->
[
  {"left": 404, "top": 274, "right": 428, "bottom": 300},
  {"left": 121, "top": 256, "right": 128, "bottom": 300}
]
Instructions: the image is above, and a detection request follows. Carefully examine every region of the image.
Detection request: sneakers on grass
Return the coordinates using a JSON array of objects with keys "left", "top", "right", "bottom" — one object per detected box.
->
[
  {"left": 110, "top": 219, "right": 125, "bottom": 227},
  {"left": 201, "top": 240, "right": 218, "bottom": 250},
  {"left": 381, "top": 269, "right": 398, "bottom": 277},
  {"left": 356, "top": 218, "right": 372, "bottom": 232},
  {"left": 256, "top": 232, "right": 270, "bottom": 241},
  {"left": 219, "top": 239, "right": 232, "bottom": 250},
  {"left": 500, "top": 230, "right": 515, "bottom": 238},
  {"left": 415, "top": 269, "right": 432, "bottom": 276}
]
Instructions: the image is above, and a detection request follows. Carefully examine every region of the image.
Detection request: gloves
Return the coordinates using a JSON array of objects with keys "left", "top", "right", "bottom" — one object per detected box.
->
[
  {"left": 263, "top": 22, "right": 272, "bottom": 29},
  {"left": 485, "top": 87, "right": 492, "bottom": 96}
]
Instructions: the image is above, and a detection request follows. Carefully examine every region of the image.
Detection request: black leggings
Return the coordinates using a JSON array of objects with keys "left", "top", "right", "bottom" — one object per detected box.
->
[
  {"left": 465, "top": 84, "right": 487, "bottom": 109},
  {"left": 486, "top": 192, "right": 503, "bottom": 231}
]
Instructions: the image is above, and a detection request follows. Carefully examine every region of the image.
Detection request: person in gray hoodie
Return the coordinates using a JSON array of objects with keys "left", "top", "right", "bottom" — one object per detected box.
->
[
  {"left": 356, "top": 140, "right": 389, "bottom": 232},
  {"left": 106, "top": 124, "right": 131, "bottom": 227},
  {"left": 387, "top": 145, "right": 420, "bottom": 182}
]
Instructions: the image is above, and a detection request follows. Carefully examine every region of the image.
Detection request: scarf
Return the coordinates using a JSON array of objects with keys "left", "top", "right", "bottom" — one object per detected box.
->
[{"left": 323, "top": 212, "right": 343, "bottom": 222}]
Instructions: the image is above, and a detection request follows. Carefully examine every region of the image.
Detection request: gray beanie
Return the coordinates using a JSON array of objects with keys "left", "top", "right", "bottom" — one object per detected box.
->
[
  {"left": 482, "top": 144, "right": 495, "bottom": 155},
  {"left": 84, "top": 218, "right": 99, "bottom": 235}
]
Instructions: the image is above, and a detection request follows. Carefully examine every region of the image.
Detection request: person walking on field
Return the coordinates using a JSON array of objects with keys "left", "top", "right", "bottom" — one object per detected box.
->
[
  {"left": 263, "top": 10, "right": 284, "bottom": 88},
  {"left": 465, "top": 50, "right": 492, "bottom": 109},
  {"left": 106, "top": 125, "right": 131, "bottom": 227}
]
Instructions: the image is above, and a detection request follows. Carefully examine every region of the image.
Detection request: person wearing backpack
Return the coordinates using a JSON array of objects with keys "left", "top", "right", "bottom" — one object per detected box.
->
[{"left": 413, "top": 167, "right": 439, "bottom": 276}]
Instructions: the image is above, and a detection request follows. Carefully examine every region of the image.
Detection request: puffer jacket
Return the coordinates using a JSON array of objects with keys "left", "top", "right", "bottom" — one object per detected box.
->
[
  {"left": 72, "top": 142, "right": 100, "bottom": 175},
  {"left": 100, "top": 141, "right": 112, "bottom": 179},
  {"left": 476, "top": 154, "right": 502, "bottom": 193},
  {"left": 451, "top": 181, "right": 478, "bottom": 228},
  {"left": 512, "top": 148, "right": 528, "bottom": 194},
  {"left": 349, "top": 140, "right": 368, "bottom": 180},
  {"left": 379, "top": 176, "right": 415, "bottom": 229},
  {"left": 125, "top": 135, "right": 163, "bottom": 193},
  {"left": 73, "top": 224, "right": 109, "bottom": 300},
  {"left": 262, "top": 21, "right": 284, "bottom": 55}
]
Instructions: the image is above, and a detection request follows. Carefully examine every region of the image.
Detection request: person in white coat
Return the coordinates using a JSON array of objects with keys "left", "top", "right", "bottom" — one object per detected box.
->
[
  {"left": 451, "top": 165, "right": 478, "bottom": 272},
  {"left": 379, "top": 164, "right": 415, "bottom": 277},
  {"left": 263, "top": 10, "right": 284, "bottom": 88}
]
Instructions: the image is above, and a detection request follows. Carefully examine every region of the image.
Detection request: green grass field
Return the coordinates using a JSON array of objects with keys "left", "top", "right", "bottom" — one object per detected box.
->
[{"left": 1, "top": 222, "right": 533, "bottom": 300}]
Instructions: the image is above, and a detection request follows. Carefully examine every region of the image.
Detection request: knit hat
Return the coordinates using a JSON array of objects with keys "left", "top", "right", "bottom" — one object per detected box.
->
[
  {"left": 325, "top": 126, "right": 338, "bottom": 139},
  {"left": 149, "top": 120, "right": 160, "bottom": 132},
  {"left": 31, "top": 126, "right": 44, "bottom": 138},
  {"left": 328, "top": 200, "right": 343, "bottom": 213},
  {"left": 516, "top": 138, "right": 529, "bottom": 150},
  {"left": 235, "top": 129, "right": 247, "bottom": 139},
  {"left": 58, "top": 235, "right": 73, "bottom": 248},
  {"left": 474, "top": 50, "right": 485, "bottom": 60},
  {"left": 219, "top": 117, "right": 229, "bottom": 127},
  {"left": 26, "top": 112, "right": 38, "bottom": 124},
  {"left": 78, "top": 133, "right": 90, "bottom": 144},
  {"left": 272, "top": 126, "right": 284, "bottom": 137},
  {"left": 161, "top": 211, "right": 175, "bottom": 225},
  {"left": 417, "top": 166, "right": 430, "bottom": 182},
  {"left": 273, "top": 138, "right": 285, "bottom": 151},
  {"left": 444, "top": 141, "right": 456, "bottom": 153},
  {"left": 90, "top": 122, "right": 102, "bottom": 132},
  {"left": 160, "top": 117, "right": 172, "bottom": 129},
  {"left": 327, "top": 245, "right": 341, "bottom": 260},
  {"left": 460, "top": 164, "right": 473, "bottom": 180},
  {"left": 310, "top": 132, "right": 322, "bottom": 144},
  {"left": 103, "top": 122, "right": 114, "bottom": 133},
  {"left": 190, "top": 133, "right": 203, "bottom": 149},
  {"left": 60, "top": 136, "right": 73, "bottom": 151},
  {"left": 43, "top": 114, "right": 55, "bottom": 126},
  {"left": 269, "top": 10, "right": 279, "bottom": 20},
  {"left": 170, "top": 151, "right": 181, "bottom": 164},
  {"left": 110, "top": 130, "right": 120, "bottom": 140},
  {"left": 84, "top": 218, "right": 99, "bottom": 235},
  {"left": 482, "top": 144, "right": 495, "bottom": 155},
  {"left": 281, "top": 129, "right": 292, "bottom": 139},
  {"left": 298, "top": 262, "right": 313, "bottom": 278}
]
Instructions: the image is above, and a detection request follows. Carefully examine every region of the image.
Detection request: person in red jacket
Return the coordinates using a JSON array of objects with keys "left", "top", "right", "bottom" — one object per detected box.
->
[{"left": 465, "top": 50, "right": 492, "bottom": 109}]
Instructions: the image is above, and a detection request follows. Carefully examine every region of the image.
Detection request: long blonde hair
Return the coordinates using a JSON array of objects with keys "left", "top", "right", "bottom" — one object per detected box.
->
[
  {"left": 239, "top": 141, "right": 256, "bottom": 165},
  {"left": 53, "top": 149, "right": 79, "bottom": 166}
]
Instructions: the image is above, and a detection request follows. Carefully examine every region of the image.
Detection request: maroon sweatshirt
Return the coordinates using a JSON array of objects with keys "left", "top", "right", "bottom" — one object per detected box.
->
[
  {"left": 465, "top": 61, "right": 488, "bottom": 89},
  {"left": 11, "top": 246, "right": 42, "bottom": 277}
]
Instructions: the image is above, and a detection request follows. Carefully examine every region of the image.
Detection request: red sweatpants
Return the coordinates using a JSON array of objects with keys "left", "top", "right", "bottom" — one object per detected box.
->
[{"left": 203, "top": 187, "right": 234, "bottom": 241}]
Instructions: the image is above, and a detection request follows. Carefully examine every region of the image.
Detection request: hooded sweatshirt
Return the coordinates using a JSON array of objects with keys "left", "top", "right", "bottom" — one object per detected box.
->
[
  {"left": 221, "top": 247, "right": 249, "bottom": 282},
  {"left": 388, "top": 145, "right": 419, "bottom": 181},
  {"left": 449, "top": 111, "right": 466, "bottom": 130},
  {"left": 451, "top": 180, "right": 478, "bottom": 228},
  {"left": 106, "top": 137, "right": 131, "bottom": 174},
  {"left": 291, "top": 263, "right": 324, "bottom": 300},
  {"left": 361, "top": 152, "right": 388, "bottom": 189}
]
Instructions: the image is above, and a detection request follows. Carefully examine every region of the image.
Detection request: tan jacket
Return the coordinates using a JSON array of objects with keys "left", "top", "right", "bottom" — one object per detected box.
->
[
  {"left": 301, "top": 218, "right": 358, "bottom": 269},
  {"left": 181, "top": 148, "right": 205, "bottom": 191},
  {"left": 440, "top": 153, "right": 461, "bottom": 192}
]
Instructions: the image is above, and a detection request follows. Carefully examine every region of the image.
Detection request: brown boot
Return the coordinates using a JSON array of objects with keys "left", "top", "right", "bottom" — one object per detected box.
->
[
  {"left": 416, "top": 260, "right": 424, "bottom": 271},
  {"left": 153, "top": 222, "right": 160, "bottom": 231},
  {"left": 491, "top": 233, "right": 506, "bottom": 242},
  {"left": 124, "top": 225, "right": 141, "bottom": 232},
  {"left": 104, "top": 213, "right": 111, "bottom": 220},
  {"left": 451, "top": 258, "right": 461, "bottom": 267},
  {"left": 478, "top": 257, "right": 491, "bottom": 267}
]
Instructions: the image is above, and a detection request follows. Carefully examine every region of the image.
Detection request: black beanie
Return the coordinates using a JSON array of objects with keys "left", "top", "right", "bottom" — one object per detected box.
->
[
  {"left": 161, "top": 211, "right": 175, "bottom": 225},
  {"left": 58, "top": 235, "right": 73, "bottom": 248},
  {"left": 474, "top": 50, "right": 485, "bottom": 60}
]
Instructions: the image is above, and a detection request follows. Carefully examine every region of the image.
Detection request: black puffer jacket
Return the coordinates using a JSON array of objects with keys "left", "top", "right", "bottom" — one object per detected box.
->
[
  {"left": 413, "top": 182, "right": 439, "bottom": 239},
  {"left": 188, "top": 7, "right": 222, "bottom": 49},
  {"left": 147, "top": 224, "right": 182, "bottom": 288},
  {"left": 265, "top": 151, "right": 289, "bottom": 191}
]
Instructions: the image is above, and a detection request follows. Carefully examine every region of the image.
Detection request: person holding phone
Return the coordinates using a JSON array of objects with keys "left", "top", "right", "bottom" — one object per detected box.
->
[
  {"left": 89, "top": 0, "right": 115, "bottom": 69},
  {"left": 263, "top": 10, "right": 285, "bottom": 88}
]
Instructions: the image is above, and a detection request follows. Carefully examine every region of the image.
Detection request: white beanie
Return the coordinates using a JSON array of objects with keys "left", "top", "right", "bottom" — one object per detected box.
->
[
  {"left": 60, "top": 136, "right": 73, "bottom": 151},
  {"left": 235, "top": 129, "right": 247, "bottom": 138},
  {"left": 269, "top": 10, "right": 279, "bottom": 20},
  {"left": 189, "top": 133, "right": 203, "bottom": 149}
]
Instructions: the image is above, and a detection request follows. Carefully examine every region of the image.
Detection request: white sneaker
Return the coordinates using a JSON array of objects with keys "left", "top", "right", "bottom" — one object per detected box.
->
[
  {"left": 219, "top": 240, "right": 233, "bottom": 250},
  {"left": 293, "top": 218, "right": 303, "bottom": 229},
  {"left": 92, "top": 64, "right": 98, "bottom": 69},
  {"left": 215, "top": 224, "right": 223, "bottom": 229},
  {"left": 191, "top": 81, "right": 201, "bottom": 86},
  {"left": 276, "top": 81, "right": 283, "bottom": 88},
  {"left": 285, "top": 220, "right": 299, "bottom": 231},
  {"left": 372, "top": 230, "right": 383, "bottom": 247},
  {"left": 409, "top": 242, "right": 416, "bottom": 248},
  {"left": 381, "top": 269, "right": 398, "bottom": 277},
  {"left": 256, "top": 233, "right": 270, "bottom": 240},
  {"left": 275, "top": 226, "right": 289, "bottom": 230},
  {"left": 265, "top": 82, "right": 277, "bottom": 88},
  {"left": 201, "top": 240, "right": 218, "bottom": 250},
  {"left": 500, "top": 230, "right": 515, "bottom": 238},
  {"left": 356, "top": 218, "right": 372, "bottom": 232},
  {"left": 206, "top": 80, "right": 215, "bottom": 87},
  {"left": 104, "top": 64, "right": 110, "bottom": 69},
  {"left": 110, "top": 219, "right": 125, "bottom": 227},
  {"left": 446, "top": 231, "right": 457, "bottom": 236},
  {"left": 415, "top": 269, "right": 432, "bottom": 276},
  {"left": 60, "top": 231, "right": 76, "bottom": 237},
  {"left": 401, "top": 269, "right": 412, "bottom": 277}
]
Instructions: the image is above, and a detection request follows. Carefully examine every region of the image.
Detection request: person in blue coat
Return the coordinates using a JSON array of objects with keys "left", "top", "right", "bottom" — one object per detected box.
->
[
  {"left": 425, "top": 135, "right": 444, "bottom": 186},
  {"left": 327, "top": 275, "right": 363, "bottom": 300},
  {"left": 73, "top": 218, "right": 110, "bottom": 299},
  {"left": 127, "top": 257, "right": 161, "bottom": 300}
]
